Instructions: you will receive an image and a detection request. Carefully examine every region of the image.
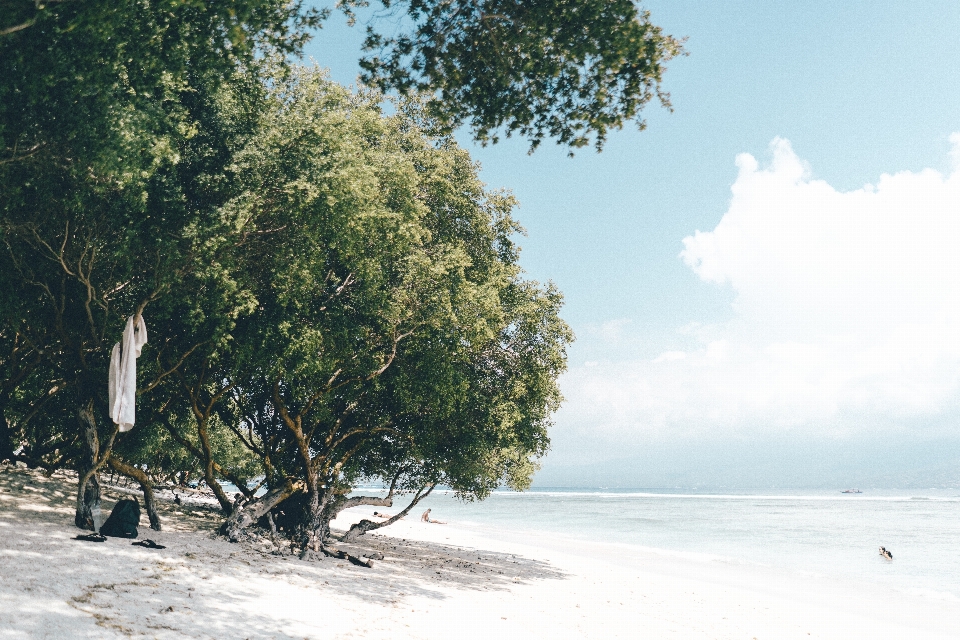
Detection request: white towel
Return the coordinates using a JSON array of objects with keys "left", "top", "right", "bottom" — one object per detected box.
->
[{"left": 108, "top": 314, "right": 148, "bottom": 432}]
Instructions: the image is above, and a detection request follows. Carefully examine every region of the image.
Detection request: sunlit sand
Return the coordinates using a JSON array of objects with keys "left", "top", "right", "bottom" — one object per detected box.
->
[{"left": 2, "top": 465, "right": 958, "bottom": 639}]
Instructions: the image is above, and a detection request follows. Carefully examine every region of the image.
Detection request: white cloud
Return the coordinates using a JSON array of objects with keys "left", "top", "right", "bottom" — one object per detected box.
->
[{"left": 560, "top": 136, "right": 960, "bottom": 441}]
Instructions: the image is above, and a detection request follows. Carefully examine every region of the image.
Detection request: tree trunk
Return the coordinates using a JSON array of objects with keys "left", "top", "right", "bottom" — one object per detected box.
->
[
  {"left": 220, "top": 479, "right": 302, "bottom": 541},
  {"left": 75, "top": 401, "right": 102, "bottom": 530},
  {"left": 292, "top": 488, "right": 390, "bottom": 546},
  {"left": 342, "top": 485, "right": 434, "bottom": 542},
  {"left": 313, "top": 490, "right": 337, "bottom": 544},
  {"left": 0, "top": 399, "right": 17, "bottom": 463},
  {"left": 195, "top": 416, "right": 234, "bottom": 514},
  {"left": 276, "top": 483, "right": 334, "bottom": 548},
  {"left": 75, "top": 400, "right": 120, "bottom": 530},
  {"left": 107, "top": 455, "right": 161, "bottom": 531},
  {"left": 293, "top": 480, "right": 324, "bottom": 548}
]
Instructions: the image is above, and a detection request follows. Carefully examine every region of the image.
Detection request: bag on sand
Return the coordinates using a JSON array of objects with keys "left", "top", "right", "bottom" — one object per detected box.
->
[{"left": 100, "top": 498, "right": 140, "bottom": 538}]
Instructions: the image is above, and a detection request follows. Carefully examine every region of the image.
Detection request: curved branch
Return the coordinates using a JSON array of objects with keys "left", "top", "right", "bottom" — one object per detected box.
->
[
  {"left": 107, "top": 455, "right": 161, "bottom": 531},
  {"left": 138, "top": 341, "right": 204, "bottom": 394},
  {"left": 342, "top": 484, "right": 435, "bottom": 542}
]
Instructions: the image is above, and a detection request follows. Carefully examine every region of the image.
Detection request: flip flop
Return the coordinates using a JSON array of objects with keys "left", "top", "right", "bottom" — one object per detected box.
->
[
  {"left": 132, "top": 539, "right": 166, "bottom": 549},
  {"left": 75, "top": 533, "right": 106, "bottom": 542}
]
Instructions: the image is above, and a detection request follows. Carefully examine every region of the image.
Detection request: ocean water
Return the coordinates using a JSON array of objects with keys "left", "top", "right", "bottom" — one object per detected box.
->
[{"left": 404, "top": 488, "right": 960, "bottom": 600}]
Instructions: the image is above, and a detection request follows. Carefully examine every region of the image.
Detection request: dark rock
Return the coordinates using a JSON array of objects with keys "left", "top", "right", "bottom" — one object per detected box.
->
[{"left": 100, "top": 498, "right": 140, "bottom": 538}]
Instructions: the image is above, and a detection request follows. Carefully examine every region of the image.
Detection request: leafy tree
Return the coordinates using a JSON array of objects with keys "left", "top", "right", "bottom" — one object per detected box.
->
[
  {"left": 0, "top": 0, "right": 287, "bottom": 525},
  {"left": 2, "top": 0, "right": 670, "bottom": 531},
  {"left": 2, "top": 0, "right": 684, "bottom": 156},
  {"left": 167, "top": 68, "right": 572, "bottom": 547}
]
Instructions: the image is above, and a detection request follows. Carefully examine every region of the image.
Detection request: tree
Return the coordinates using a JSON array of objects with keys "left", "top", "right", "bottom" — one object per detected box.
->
[
  {"left": 3, "top": 0, "right": 670, "bottom": 531},
  {"left": 175, "top": 68, "right": 572, "bottom": 547},
  {"left": 0, "top": 0, "right": 290, "bottom": 525},
  {"left": 2, "top": 0, "right": 684, "bottom": 154}
]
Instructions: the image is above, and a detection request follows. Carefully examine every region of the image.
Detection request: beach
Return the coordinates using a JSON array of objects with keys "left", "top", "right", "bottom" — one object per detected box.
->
[{"left": 2, "top": 465, "right": 959, "bottom": 639}]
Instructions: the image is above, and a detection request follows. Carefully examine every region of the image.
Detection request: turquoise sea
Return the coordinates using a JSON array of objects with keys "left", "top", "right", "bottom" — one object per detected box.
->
[{"left": 401, "top": 487, "right": 960, "bottom": 600}]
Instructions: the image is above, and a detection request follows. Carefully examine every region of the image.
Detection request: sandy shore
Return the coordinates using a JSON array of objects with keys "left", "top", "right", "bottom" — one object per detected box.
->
[{"left": 1, "top": 464, "right": 959, "bottom": 639}]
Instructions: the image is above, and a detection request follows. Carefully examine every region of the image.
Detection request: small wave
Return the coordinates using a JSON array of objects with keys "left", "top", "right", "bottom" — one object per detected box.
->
[
  {"left": 490, "top": 491, "right": 960, "bottom": 503},
  {"left": 897, "top": 586, "right": 960, "bottom": 602}
]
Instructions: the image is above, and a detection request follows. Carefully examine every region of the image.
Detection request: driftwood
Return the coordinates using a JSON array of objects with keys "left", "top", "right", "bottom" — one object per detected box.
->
[{"left": 316, "top": 545, "right": 374, "bottom": 567}]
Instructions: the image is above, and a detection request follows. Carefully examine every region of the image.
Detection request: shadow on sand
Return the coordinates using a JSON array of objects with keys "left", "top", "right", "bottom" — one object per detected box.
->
[{"left": 1, "top": 465, "right": 569, "bottom": 639}]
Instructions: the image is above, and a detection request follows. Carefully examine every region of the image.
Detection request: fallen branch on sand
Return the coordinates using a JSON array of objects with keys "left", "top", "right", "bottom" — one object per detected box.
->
[{"left": 313, "top": 545, "right": 374, "bottom": 567}]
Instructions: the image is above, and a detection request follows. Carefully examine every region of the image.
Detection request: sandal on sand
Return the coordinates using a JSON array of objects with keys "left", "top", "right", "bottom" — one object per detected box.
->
[
  {"left": 132, "top": 539, "right": 166, "bottom": 549},
  {"left": 75, "top": 533, "right": 106, "bottom": 542}
]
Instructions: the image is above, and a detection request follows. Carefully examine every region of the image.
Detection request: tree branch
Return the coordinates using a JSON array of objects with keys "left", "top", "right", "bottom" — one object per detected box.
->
[
  {"left": 342, "top": 484, "right": 435, "bottom": 542},
  {"left": 107, "top": 454, "right": 161, "bottom": 531}
]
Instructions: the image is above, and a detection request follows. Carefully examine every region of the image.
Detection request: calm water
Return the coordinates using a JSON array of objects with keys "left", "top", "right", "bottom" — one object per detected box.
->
[{"left": 404, "top": 488, "right": 960, "bottom": 600}]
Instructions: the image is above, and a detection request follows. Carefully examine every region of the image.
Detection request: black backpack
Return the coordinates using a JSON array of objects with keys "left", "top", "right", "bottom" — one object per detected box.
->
[{"left": 100, "top": 498, "right": 141, "bottom": 538}]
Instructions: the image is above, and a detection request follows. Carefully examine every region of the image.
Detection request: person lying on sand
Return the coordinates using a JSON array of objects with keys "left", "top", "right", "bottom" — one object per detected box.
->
[
  {"left": 879, "top": 546, "right": 893, "bottom": 560},
  {"left": 372, "top": 511, "right": 394, "bottom": 519},
  {"left": 420, "top": 508, "right": 446, "bottom": 524}
]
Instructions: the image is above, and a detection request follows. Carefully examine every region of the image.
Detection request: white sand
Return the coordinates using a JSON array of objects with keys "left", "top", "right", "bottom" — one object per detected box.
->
[{"left": 2, "top": 464, "right": 959, "bottom": 639}]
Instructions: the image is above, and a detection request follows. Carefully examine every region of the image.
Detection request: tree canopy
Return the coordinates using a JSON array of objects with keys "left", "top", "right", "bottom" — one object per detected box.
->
[
  {"left": 164, "top": 67, "right": 572, "bottom": 544},
  {"left": 0, "top": 54, "right": 572, "bottom": 543},
  {"left": 356, "top": 0, "right": 685, "bottom": 150},
  {"left": 0, "top": 0, "right": 682, "bottom": 542},
  {"left": 2, "top": 0, "right": 684, "bottom": 154}
]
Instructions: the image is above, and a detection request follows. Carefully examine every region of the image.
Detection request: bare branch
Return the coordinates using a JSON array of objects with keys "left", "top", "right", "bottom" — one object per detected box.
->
[
  {"left": 342, "top": 484, "right": 435, "bottom": 542},
  {"left": 0, "top": 19, "right": 36, "bottom": 37},
  {"left": 138, "top": 342, "right": 205, "bottom": 395}
]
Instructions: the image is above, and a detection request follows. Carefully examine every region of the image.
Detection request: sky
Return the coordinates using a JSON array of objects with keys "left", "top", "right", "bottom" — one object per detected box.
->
[{"left": 304, "top": 1, "right": 960, "bottom": 487}]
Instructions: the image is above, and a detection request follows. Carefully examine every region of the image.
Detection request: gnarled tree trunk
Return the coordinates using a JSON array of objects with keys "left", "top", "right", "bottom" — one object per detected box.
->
[
  {"left": 195, "top": 416, "right": 234, "bottom": 514},
  {"left": 75, "top": 401, "right": 103, "bottom": 530},
  {"left": 220, "top": 479, "right": 302, "bottom": 542},
  {"left": 265, "top": 485, "right": 347, "bottom": 548}
]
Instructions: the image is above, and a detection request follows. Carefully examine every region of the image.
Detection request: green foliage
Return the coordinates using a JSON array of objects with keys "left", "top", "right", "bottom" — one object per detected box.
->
[
  {"left": 238, "top": 67, "right": 570, "bottom": 499},
  {"left": 0, "top": 0, "right": 309, "bottom": 485},
  {"left": 356, "top": 0, "right": 686, "bottom": 150},
  {"left": 1, "top": 0, "right": 322, "bottom": 190},
  {"left": 0, "top": 0, "right": 655, "bottom": 520},
  {"left": 3, "top": 0, "right": 685, "bottom": 156},
  {"left": 112, "top": 412, "right": 261, "bottom": 487},
  {"left": 145, "top": 66, "right": 572, "bottom": 516}
]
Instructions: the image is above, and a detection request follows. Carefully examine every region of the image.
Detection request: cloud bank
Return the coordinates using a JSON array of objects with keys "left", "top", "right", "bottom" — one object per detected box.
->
[{"left": 560, "top": 137, "right": 960, "bottom": 445}]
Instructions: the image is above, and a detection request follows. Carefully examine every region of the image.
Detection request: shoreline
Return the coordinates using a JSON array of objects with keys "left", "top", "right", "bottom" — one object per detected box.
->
[{"left": 2, "top": 465, "right": 959, "bottom": 639}]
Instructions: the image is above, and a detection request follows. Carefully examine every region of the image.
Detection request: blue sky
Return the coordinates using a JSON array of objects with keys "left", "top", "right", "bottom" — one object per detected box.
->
[{"left": 304, "top": 2, "right": 960, "bottom": 487}]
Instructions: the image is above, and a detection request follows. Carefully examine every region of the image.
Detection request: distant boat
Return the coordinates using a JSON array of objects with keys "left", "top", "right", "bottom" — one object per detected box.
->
[{"left": 841, "top": 488, "right": 862, "bottom": 494}]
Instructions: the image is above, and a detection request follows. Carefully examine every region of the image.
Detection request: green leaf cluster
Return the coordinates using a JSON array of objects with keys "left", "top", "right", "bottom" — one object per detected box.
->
[
  {"left": 356, "top": 0, "right": 686, "bottom": 150},
  {"left": 164, "top": 66, "right": 573, "bottom": 516}
]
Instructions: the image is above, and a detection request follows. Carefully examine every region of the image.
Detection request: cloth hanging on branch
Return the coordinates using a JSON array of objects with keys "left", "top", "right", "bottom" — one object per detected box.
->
[{"left": 108, "top": 314, "right": 148, "bottom": 432}]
